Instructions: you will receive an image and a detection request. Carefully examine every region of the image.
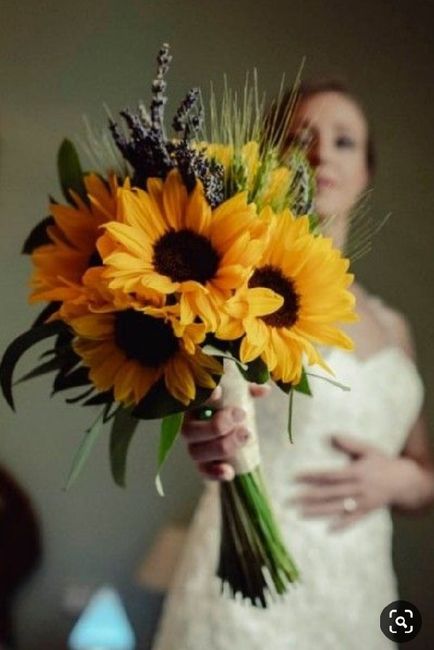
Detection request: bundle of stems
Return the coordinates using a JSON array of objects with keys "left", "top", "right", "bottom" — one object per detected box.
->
[
  {"left": 213, "top": 360, "right": 299, "bottom": 607},
  {"left": 219, "top": 467, "right": 299, "bottom": 607}
]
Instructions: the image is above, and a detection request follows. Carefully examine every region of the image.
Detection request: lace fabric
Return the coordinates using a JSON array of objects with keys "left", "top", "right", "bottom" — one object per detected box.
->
[{"left": 152, "top": 346, "right": 424, "bottom": 650}]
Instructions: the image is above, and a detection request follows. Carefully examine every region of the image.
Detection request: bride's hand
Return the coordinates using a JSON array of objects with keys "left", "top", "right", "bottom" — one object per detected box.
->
[
  {"left": 181, "top": 383, "right": 270, "bottom": 481},
  {"left": 291, "top": 434, "right": 422, "bottom": 530}
]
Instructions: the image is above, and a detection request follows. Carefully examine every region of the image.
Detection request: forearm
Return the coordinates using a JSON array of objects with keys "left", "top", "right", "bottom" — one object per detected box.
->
[{"left": 391, "top": 457, "right": 434, "bottom": 515}]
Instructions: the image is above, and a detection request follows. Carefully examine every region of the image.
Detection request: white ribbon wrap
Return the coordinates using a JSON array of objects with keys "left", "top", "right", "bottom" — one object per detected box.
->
[{"left": 216, "top": 359, "right": 261, "bottom": 475}]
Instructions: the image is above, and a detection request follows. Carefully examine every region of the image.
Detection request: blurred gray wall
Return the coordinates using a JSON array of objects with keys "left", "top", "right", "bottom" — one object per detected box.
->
[{"left": 1, "top": 0, "right": 433, "bottom": 648}]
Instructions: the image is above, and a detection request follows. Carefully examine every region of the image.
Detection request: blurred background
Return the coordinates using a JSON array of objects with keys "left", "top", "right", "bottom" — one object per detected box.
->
[{"left": 1, "top": 0, "right": 433, "bottom": 647}]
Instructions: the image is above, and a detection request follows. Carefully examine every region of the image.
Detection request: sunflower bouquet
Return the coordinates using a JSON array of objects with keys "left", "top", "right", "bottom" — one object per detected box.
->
[{"left": 0, "top": 44, "right": 356, "bottom": 607}]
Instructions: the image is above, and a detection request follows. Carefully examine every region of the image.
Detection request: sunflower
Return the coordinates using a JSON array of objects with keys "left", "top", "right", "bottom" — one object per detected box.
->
[
  {"left": 29, "top": 173, "right": 120, "bottom": 307},
  {"left": 70, "top": 306, "right": 222, "bottom": 406},
  {"left": 55, "top": 266, "right": 134, "bottom": 322},
  {"left": 99, "top": 169, "right": 266, "bottom": 330},
  {"left": 217, "top": 208, "right": 357, "bottom": 384}
]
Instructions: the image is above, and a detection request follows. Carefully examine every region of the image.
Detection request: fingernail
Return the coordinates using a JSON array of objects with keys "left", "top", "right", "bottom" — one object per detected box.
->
[
  {"left": 222, "top": 466, "right": 235, "bottom": 481},
  {"left": 232, "top": 407, "right": 246, "bottom": 422}
]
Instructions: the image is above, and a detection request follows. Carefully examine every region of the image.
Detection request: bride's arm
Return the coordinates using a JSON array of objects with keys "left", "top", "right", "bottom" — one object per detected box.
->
[
  {"left": 394, "top": 412, "right": 434, "bottom": 514},
  {"left": 384, "top": 308, "right": 434, "bottom": 513},
  {"left": 293, "top": 307, "right": 434, "bottom": 527}
]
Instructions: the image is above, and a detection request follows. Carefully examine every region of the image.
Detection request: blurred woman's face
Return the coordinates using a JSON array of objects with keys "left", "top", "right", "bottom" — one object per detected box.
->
[{"left": 291, "top": 91, "right": 369, "bottom": 220}]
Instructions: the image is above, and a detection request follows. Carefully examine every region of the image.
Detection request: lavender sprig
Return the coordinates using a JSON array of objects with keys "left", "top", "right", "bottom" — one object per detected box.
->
[
  {"left": 109, "top": 43, "right": 224, "bottom": 205},
  {"left": 172, "top": 88, "right": 204, "bottom": 141}
]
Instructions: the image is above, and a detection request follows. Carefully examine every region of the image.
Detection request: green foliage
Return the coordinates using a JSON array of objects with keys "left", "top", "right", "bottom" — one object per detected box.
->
[
  {"left": 294, "top": 367, "right": 312, "bottom": 396},
  {"left": 57, "top": 139, "right": 88, "bottom": 206},
  {"left": 64, "top": 406, "right": 109, "bottom": 490},
  {"left": 31, "top": 302, "right": 61, "bottom": 328},
  {"left": 22, "top": 216, "right": 55, "bottom": 254},
  {"left": 239, "top": 356, "right": 270, "bottom": 385},
  {"left": 155, "top": 412, "right": 184, "bottom": 496},
  {"left": 109, "top": 407, "right": 139, "bottom": 487},
  {"left": 0, "top": 321, "right": 65, "bottom": 409}
]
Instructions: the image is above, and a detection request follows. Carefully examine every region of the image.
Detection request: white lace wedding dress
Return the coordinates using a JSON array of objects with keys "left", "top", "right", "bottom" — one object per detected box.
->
[{"left": 152, "top": 346, "right": 424, "bottom": 650}]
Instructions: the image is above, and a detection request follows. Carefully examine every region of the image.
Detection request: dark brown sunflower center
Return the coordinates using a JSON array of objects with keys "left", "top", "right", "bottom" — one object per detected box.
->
[
  {"left": 249, "top": 265, "right": 300, "bottom": 328},
  {"left": 114, "top": 309, "right": 179, "bottom": 368},
  {"left": 153, "top": 228, "right": 220, "bottom": 283}
]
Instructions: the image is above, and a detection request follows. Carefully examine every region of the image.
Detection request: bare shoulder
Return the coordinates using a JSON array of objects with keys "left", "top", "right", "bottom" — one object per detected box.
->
[
  {"left": 366, "top": 292, "right": 416, "bottom": 358},
  {"left": 372, "top": 298, "right": 416, "bottom": 358}
]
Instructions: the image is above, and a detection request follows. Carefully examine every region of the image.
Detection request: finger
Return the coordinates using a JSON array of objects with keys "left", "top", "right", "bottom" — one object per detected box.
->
[
  {"left": 295, "top": 467, "right": 356, "bottom": 485},
  {"left": 289, "top": 484, "right": 360, "bottom": 506},
  {"left": 300, "top": 501, "right": 347, "bottom": 518},
  {"left": 329, "top": 509, "right": 366, "bottom": 532},
  {"left": 331, "top": 434, "right": 374, "bottom": 458},
  {"left": 188, "top": 426, "right": 250, "bottom": 463},
  {"left": 197, "top": 461, "right": 235, "bottom": 482},
  {"left": 211, "top": 385, "right": 223, "bottom": 401},
  {"left": 249, "top": 383, "right": 271, "bottom": 398},
  {"left": 182, "top": 406, "right": 246, "bottom": 441}
]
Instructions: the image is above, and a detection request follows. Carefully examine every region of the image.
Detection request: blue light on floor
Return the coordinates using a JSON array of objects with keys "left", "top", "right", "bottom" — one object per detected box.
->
[{"left": 68, "top": 586, "right": 135, "bottom": 650}]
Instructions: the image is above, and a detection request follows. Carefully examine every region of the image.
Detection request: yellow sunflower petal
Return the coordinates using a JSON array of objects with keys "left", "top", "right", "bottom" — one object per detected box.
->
[
  {"left": 216, "top": 314, "right": 245, "bottom": 341},
  {"left": 162, "top": 169, "right": 188, "bottom": 230},
  {"left": 165, "top": 355, "right": 196, "bottom": 405},
  {"left": 184, "top": 182, "right": 212, "bottom": 234},
  {"left": 71, "top": 314, "right": 114, "bottom": 339},
  {"left": 103, "top": 222, "right": 153, "bottom": 258},
  {"left": 188, "top": 356, "right": 218, "bottom": 389},
  {"left": 244, "top": 316, "right": 270, "bottom": 350},
  {"left": 245, "top": 287, "right": 284, "bottom": 317},
  {"left": 240, "top": 335, "right": 262, "bottom": 364}
]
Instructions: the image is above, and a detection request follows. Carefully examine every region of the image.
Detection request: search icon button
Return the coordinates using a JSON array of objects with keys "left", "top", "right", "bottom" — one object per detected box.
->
[{"left": 380, "top": 600, "right": 421, "bottom": 642}]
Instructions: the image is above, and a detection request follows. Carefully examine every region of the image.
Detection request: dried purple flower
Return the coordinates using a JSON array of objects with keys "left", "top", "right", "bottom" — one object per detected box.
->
[{"left": 109, "top": 43, "right": 223, "bottom": 206}]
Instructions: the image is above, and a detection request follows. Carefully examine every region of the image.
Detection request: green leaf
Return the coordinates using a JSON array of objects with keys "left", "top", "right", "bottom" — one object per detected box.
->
[
  {"left": 293, "top": 367, "right": 312, "bottom": 396},
  {"left": 0, "top": 321, "right": 64, "bottom": 410},
  {"left": 52, "top": 366, "right": 90, "bottom": 394},
  {"left": 83, "top": 390, "right": 113, "bottom": 406},
  {"left": 239, "top": 356, "right": 270, "bottom": 384},
  {"left": 64, "top": 408, "right": 107, "bottom": 490},
  {"left": 22, "top": 216, "right": 55, "bottom": 254},
  {"left": 287, "top": 389, "right": 294, "bottom": 443},
  {"left": 54, "top": 326, "right": 74, "bottom": 350},
  {"left": 109, "top": 407, "right": 139, "bottom": 487},
  {"left": 155, "top": 412, "right": 184, "bottom": 497},
  {"left": 15, "top": 355, "right": 65, "bottom": 385},
  {"left": 65, "top": 387, "right": 94, "bottom": 404},
  {"left": 103, "top": 403, "right": 121, "bottom": 423},
  {"left": 32, "top": 302, "right": 61, "bottom": 328},
  {"left": 57, "top": 139, "right": 87, "bottom": 206}
]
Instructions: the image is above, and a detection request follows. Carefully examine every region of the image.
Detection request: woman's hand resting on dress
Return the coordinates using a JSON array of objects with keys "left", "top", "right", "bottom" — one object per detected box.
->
[
  {"left": 291, "top": 435, "right": 431, "bottom": 530},
  {"left": 181, "top": 383, "right": 270, "bottom": 481}
]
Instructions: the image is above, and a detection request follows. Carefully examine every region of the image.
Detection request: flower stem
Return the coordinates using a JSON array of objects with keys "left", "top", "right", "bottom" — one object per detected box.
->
[{"left": 218, "top": 466, "right": 299, "bottom": 607}]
